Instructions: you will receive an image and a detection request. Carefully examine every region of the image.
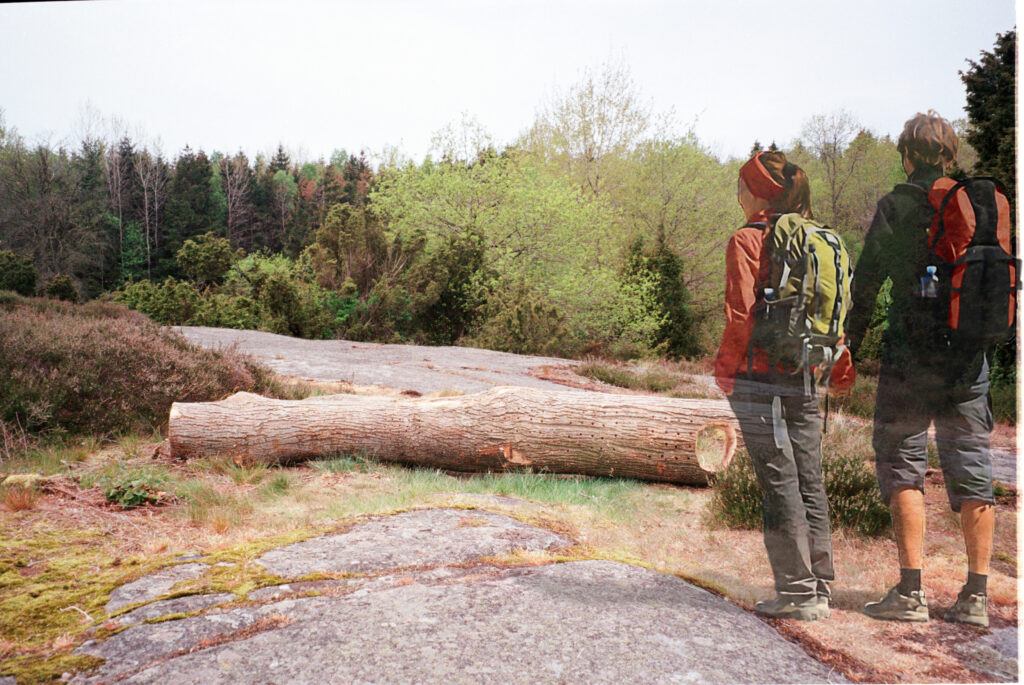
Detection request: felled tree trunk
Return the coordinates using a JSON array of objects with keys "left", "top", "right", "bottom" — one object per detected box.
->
[{"left": 168, "top": 386, "right": 740, "bottom": 486}]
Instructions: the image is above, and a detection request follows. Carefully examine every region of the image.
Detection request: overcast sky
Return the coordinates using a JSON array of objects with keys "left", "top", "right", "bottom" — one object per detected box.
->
[{"left": 0, "top": 0, "right": 1015, "bottom": 165}]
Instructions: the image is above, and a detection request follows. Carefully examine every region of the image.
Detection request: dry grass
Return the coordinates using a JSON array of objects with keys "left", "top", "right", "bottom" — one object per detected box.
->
[
  {"left": 573, "top": 357, "right": 723, "bottom": 399},
  {"left": 2, "top": 485, "right": 40, "bottom": 511}
]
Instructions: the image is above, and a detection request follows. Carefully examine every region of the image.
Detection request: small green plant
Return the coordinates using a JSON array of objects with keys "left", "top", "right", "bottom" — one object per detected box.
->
[
  {"left": 710, "top": 450, "right": 891, "bottom": 537},
  {"left": 992, "top": 480, "right": 1014, "bottom": 498},
  {"left": 260, "top": 471, "right": 292, "bottom": 498},
  {"left": 989, "top": 382, "right": 1017, "bottom": 425},
  {"left": 95, "top": 465, "right": 169, "bottom": 507},
  {"left": 310, "top": 454, "right": 377, "bottom": 473}
]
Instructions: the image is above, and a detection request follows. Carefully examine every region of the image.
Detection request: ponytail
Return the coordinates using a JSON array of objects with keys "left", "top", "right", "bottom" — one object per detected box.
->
[{"left": 752, "top": 151, "right": 813, "bottom": 218}]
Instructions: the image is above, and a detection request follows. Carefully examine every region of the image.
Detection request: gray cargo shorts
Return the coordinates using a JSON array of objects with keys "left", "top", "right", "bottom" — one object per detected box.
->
[{"left": 873, "top": 353, "right": 994, "bottom": 512}]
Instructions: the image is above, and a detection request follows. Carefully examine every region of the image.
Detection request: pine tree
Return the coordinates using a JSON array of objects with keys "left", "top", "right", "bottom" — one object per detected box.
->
[
  {"left": 160, "top": 147, "right": 219, "bottom": 277},
  {"left": 960, "top": 29, "right": 1016, "bottom": 202}
]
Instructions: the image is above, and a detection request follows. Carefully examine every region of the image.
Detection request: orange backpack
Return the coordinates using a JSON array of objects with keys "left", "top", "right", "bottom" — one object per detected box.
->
[{"left": 902, "top": 177, "right": 1019, "bottom": 346}]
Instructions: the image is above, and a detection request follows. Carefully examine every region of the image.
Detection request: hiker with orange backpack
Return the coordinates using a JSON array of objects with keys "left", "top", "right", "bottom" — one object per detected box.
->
[
  {"left": 845, "top": 111, "right": 1018, "bottom": 627},
  {"left": 715, "top": 150, "right": 855, "bottom": 621}
]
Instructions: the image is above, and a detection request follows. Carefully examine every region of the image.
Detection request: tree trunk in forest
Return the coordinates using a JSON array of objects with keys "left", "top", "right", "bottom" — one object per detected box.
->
[{"left": 168, "top": 386, "right": 740, "bottom": 486}]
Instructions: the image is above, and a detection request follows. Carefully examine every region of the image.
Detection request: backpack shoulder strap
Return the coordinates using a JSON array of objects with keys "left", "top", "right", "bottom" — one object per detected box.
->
[
  {"left": 931, "top": 177, "right": 974, "bottom": 250},
  {"left": 892, "top": 182, "right": 928, "bottom": 198}
]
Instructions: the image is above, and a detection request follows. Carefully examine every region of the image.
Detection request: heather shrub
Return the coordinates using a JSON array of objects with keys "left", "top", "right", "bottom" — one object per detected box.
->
[
  {"left": 829, "top": 374, "right": 879, "bottom": 421},
  {"left": 710, "top": 449, "right": 891, "bottom": 537},
  {"left": 0, "top": 293, "right": 275, "bottom": 436}
]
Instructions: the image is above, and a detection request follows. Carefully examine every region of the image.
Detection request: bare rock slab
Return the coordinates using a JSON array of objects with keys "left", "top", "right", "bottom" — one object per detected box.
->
[
  {"left": 88, "top": 561, "right": 839, "bottom": 684},
  {"left": 956, "top": 626, "right": 1018, "bottom": 682},
  {"left": 256, "top": 508, "right": 570, "bottom": 577},
  {"left": 74, "top": 597, "right": 327, "bottom": 683},
  {"left": 109, "top": 593, "right": 236, "bottom": 627},
  {"left": 105, "top": 563, "right": 207, "bottom": 613}
]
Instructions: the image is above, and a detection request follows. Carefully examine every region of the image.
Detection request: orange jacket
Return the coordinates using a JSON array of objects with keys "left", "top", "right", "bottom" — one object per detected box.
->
[{"left": 714, "top": 212, "right": 855, "bottom": 395}]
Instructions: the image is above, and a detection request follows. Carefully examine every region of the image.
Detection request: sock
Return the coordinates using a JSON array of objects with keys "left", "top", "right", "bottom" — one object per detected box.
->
[
  {"left": 963, "top": 572, "right": 987, "bottom": 597},
  {"left": 897, "top": 568, "right": 922, "bottom": 595}
]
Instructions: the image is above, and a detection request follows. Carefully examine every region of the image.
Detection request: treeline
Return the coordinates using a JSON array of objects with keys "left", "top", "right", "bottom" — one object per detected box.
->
[{"left": 0, "top": 37, "right": 1009, "bottom": 359}]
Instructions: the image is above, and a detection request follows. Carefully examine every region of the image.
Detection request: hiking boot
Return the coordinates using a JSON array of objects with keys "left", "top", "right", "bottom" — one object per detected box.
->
[
  {"left": 754, "top": 595, "right": 825, "bottom": 621},
  {"left": 944, "top": 591, "right": 988, "bottom": 627},
  {"left": 863, "top": 585, "right": 929, "bottom": 622},
  {"left": 817, "top": 595, "right": 831, "bottom": 619}
]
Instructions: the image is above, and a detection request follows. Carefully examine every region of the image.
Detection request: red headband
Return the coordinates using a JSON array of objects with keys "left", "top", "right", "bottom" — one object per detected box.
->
[{"left": 739, "top": 152, "right": 784, "bottom": 201}]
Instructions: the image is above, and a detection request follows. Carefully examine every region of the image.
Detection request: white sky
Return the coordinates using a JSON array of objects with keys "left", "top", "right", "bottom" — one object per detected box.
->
[{"left": 0, "top": 0, "right": 1016, "bottom": 165}]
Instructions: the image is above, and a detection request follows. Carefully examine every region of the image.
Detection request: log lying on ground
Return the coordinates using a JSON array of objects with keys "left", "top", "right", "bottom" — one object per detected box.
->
[{"left": 168, "top": 386, "right": 741, "bottom": 486}]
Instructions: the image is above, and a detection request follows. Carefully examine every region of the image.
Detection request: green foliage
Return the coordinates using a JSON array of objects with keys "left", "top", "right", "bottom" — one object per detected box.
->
[
  {"left": 307, "top": 203, "right": 388, "bottom": 293},
  {"left": 372, "top": 149, "right": 651, "bottom": 352},
  {"left": 223, "top": 253, "right": 336, "bottom": 338},
  {"left": 621, "top": 235, "right": 701, "bottom": 358},
  {"left": 116, "top": 252, "right": 338, "bottom": 339},
  {"left": 0, "top": 251, "right": 37, "bottom": 296},
  {"left": 854, "top": 278, "right": 892, "bottom": 362},
  {"left": 120, "top": 221, "right": 147, "bottom": 284},
  {"left": 989, "top": 382, "right": 1016, "bottom": 425},
  {"left": 961, "top": 30, "right": 1016, "bottom": 201},
  {"left": 161, "top": 147, "right": 220, "bottom": 277},
  {"left": 96, "top": 464, "right": 169, "bottom": 506},
  {"left": 176, "top": 232, "right": 237, "bottom": 285},
  {"left": 711, "top": 450, "right": 891, "bottom": 537},
  {"left": 619, "top": 136, "right": 740, "bottom": 344},
  {"left": 117, "top": 277, "right": 204, "bottom": 325},
  {"left": 463, "top": 278, "right": 573, "bottom": 356},
  {"left": 43, "top": 274, "right": 78, "bottom": 303},
  {"left": 820, "top": 451, "right": 892, "bottom": 536}
]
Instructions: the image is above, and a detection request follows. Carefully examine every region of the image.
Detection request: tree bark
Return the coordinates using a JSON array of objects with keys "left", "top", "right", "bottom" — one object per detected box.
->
[{"left": 169, "top": 386, "right": 740, "bottom": 486}]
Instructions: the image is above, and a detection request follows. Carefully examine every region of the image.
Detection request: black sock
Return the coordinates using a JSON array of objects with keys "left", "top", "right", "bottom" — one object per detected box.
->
[
  {"left": 897, "top": 568, "right": 922, "bottom": 595},
  {"left": 963, "top": 572, "right": 987, "bottom": 597}
]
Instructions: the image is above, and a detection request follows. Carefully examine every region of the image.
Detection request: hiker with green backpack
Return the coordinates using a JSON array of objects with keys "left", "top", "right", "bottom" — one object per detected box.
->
[
  {"left": 846, "top": 111, "right": 1018, "bottom": 627},
  {"left": 715, "top": 150, "right": 855, "bottom": 621}
]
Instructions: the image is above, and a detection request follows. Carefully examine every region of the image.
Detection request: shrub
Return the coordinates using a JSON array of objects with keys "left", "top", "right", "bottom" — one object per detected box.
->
[
  {"left": 710, "top": 450, "right": 891, "bottom": 537},
  {"left": 1, "top": 483, "right": 40, "bottom": 511},
  {"left": 116, "top": 277, "right": 204, "bottom": 325},
  {"left": 990, "top": 383, "right": 1017, "bottom": 425},
  {"left": 828, "top": 374, "right": 879, "bottom": 421},
  {"left": 0, "top": 293, "right": 276, "bottom": 436},
  {"left": 176, "top": 232, "right": 237, "bottom": 286},
  {"left": 0, "top": 251, "right": 38, "bottom": 296},
  {"left": 43, "top": 274, "right": 79, "bottom": 303},
  {"left": 621, "top": 236, "right": 702, "bottom": 359},
  {"left": 462, "top": 279, "right": 576, "bottom": 357},
  {"left": 96, "top": 465, "right": 169, "bottom": 507}
]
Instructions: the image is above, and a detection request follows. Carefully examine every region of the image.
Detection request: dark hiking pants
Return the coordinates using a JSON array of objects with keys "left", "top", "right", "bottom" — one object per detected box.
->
[
  {"left": 729, "top": 375, "right": 833, "bottom": 600},
  {"left": 873, "top": 351, "right": 994, "bottom": 512}
]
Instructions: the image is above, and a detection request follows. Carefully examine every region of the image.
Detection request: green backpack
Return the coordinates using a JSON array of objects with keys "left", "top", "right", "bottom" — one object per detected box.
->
[{"left": 748, "top": 213, "right": 853, "bottom": 394}]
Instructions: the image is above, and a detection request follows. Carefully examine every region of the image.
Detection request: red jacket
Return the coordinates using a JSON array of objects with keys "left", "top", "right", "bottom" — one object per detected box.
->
[{"left": 714, "top": 211, "right": 855, "bottom": 394}]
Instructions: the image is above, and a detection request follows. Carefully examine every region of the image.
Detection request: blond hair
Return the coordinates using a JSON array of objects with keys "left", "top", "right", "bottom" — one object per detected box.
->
[{"left": 897, "top": 110, "right": 958, "bottom": 169}]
